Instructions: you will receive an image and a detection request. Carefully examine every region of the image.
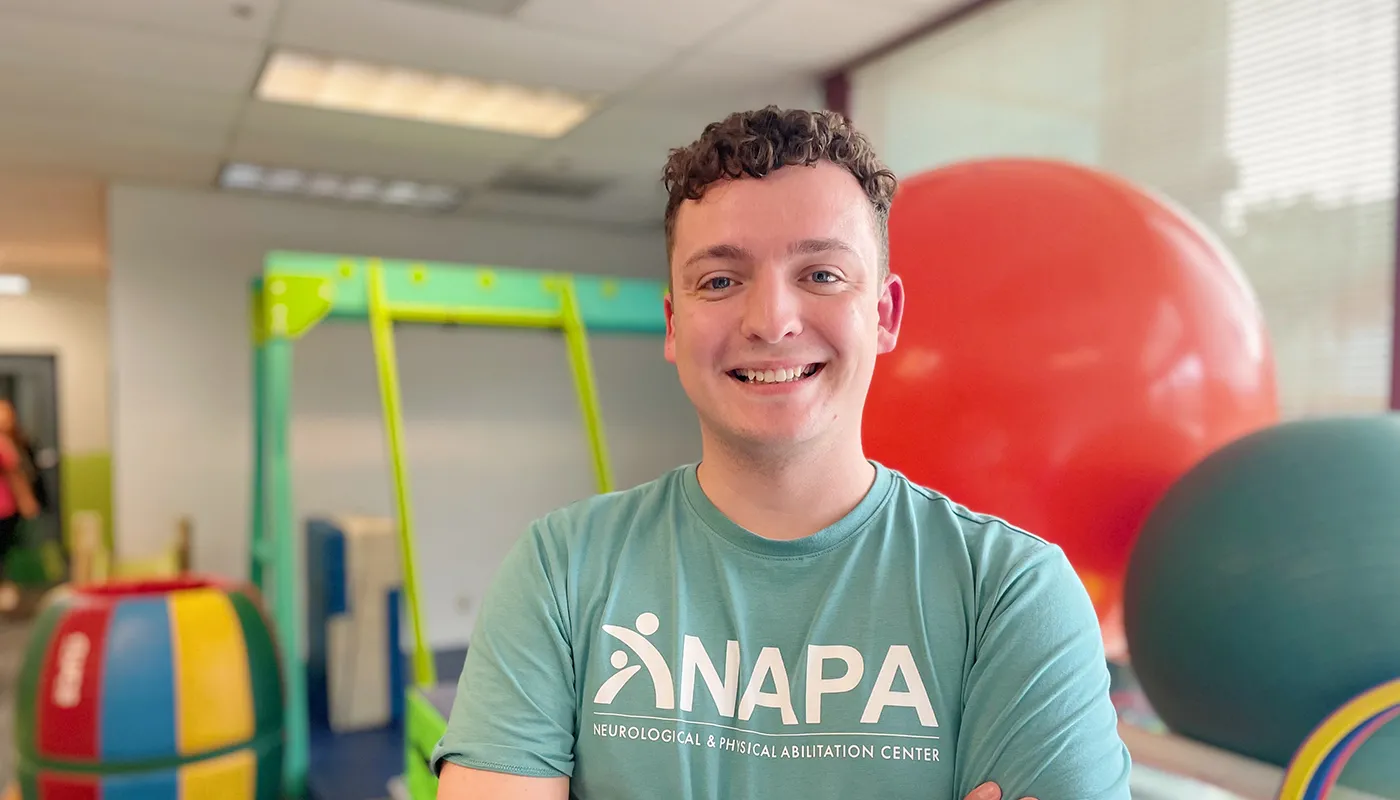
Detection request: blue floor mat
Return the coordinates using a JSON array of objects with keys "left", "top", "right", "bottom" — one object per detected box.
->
[
  {"left": 307, "top": 648, "right": 467, "bottom": 800},
  {"left": 309, "top": 722, "right": 405, "bottom": 800}
]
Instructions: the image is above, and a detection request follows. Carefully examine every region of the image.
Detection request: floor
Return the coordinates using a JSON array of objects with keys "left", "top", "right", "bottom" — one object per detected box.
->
[
  {"left": 307, "top": 647, "right": 467, "bottom": 800},
  {"left": 0, "top": 621, "right": 26, "bottom": 791},
  {"left": 308, "top": 723, "right": 404, "bottom": 800}
]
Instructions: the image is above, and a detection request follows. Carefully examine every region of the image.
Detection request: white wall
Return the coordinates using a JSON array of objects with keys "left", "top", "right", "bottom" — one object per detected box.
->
[
  {"left": 109, "top": 185, "right": 699, "bottom": 650},
  {"left": 849, "top": 0, "right": 1107, "bottom": 178},
  {"left": 0, "top": 272, "right": 110, "bottom": 453}
]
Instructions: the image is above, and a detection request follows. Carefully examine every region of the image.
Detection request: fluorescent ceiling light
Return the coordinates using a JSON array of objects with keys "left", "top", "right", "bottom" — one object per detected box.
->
[
  {"left": 218, "top": 162, "right": 464, "bottom": 212},
  {"left": 0, "top": 275, "right": 30, "bottom": 296},
  {"left": 255, "top": 50, "right": 597, "bottom": 138}
]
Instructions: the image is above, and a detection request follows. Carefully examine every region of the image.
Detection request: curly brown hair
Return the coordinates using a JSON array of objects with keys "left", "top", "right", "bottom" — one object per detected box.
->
[{"left": 661, "top": 106, "right": 899, "bottom": 276}]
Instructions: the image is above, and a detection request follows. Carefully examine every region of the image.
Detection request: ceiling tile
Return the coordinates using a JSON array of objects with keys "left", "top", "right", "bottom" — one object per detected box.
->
[
  {"left": 229, "top": 102, "right": 543, "bottom": 186},
  {"left": 0, "top": 140, "right": 221, "bottom": 187},
  {"left": 0, "top": 112, "right": 228, "bottom": 159},
  {"left": 274, "top": 0, "right": 675, "bottom": 94},
  {"left": 237, "top": 100, "right": 542, "bottom": 157},
  {"left": 627, "top": 52, "right": 825, "bottom": 107},
  {"left": 400, "top": 0, "right": 531, "bottom": 16},
  {"left": 0, "top": 0, "right": 971, "bottom": 225},
  {"left": 857, "top": 0, "right": 969, "bottom": 16},
  {"left": 0, "top": 68, "right": 245, "bottom": 132},
  {"left": 518, "top": 103, "right": 709, "bottom": 182},
  {"left": 464, "top": 175, "right": 668, "bottom": 228},
  {"left": 227, "top": 133, "right": 515, "bottom": 187},
  {"left": 699, "top": 0, "right": 927, "bottom": 72},
  {"left": 0, "top": 0, "right": 281, "bottom": 41},
  {"left": 0, "top": 11, "right": 267, "bottom": 92},
  {"left": 523, "top": 69, "right": 822, "bottom": 178},
  {"left": 514, "top": 0, "right": 761, "bottom": 48},
  {"left": 241, "top": 100, "right": 538, "bottom": 151}
]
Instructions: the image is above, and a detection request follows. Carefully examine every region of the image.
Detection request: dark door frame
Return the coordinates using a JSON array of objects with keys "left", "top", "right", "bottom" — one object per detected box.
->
[{"left": 0, "top": 351, "right": 64, "bottom": 552}]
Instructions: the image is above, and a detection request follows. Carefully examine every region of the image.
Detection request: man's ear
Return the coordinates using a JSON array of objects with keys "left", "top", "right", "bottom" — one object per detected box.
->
[
  {"left": 877, "top": 273, "right": 904, "bottom": 354},
  {"left": 663, "top": 289, "right": 677, "bottom": 363}
]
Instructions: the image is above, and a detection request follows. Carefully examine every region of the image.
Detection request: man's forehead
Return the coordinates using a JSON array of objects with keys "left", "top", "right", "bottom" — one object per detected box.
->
[
  {"left": 669, "top": 166, "right": 879, "bottom": 268},
  {"left": 674, "top": 189, "right": 873, "bottom": 239}
]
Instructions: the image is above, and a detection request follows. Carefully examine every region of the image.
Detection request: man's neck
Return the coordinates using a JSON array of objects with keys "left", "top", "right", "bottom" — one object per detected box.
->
[{"left": 695, "top": 433, "right": 876, "bottom": 541}]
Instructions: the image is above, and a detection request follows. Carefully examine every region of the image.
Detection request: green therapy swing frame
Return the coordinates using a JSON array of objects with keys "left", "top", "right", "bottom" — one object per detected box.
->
[{"left": 249, "top": 250, "right": 667, "bottom": 798}]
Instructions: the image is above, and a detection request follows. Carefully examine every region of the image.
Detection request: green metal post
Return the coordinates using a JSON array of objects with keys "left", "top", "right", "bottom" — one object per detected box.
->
[
  {"left": 251, "top": 270, "right": 337, "bottom": 799},
  {"left": 250, "top": 290, "right": 267, "bottom": 591},
  {"left": 265, "top": 334, "right": 308, "bottom": 799}
]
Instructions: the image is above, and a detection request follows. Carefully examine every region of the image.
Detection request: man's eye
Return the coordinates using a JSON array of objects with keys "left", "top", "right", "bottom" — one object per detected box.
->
[
  {"left": 810, "top": 271, "right": 838, "bottom": 283},
  {"left": 704, "top": 276, "right": 733, "bottom": 290}
]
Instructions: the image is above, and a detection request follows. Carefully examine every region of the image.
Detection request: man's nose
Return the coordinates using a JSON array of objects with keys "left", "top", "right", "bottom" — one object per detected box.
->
[{"left": 740, "top": 274, "right": 802, "bottom": 343}]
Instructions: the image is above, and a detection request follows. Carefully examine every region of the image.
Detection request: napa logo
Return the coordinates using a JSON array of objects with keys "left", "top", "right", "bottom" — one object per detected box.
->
[{"left": 592, "top": 612, "right": 940, "bottom": 728}]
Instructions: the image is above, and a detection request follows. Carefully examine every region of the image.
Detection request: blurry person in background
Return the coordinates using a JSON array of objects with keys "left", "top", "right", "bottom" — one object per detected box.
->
[{"left": 0, "top": 398, "right": 40, "bottom": 612}]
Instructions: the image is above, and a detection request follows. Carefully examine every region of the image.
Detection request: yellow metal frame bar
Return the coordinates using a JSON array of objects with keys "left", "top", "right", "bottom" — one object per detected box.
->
[
  {"left": 389, "top": 303, "right": 564, "bottom": 329},
  {"left": 560, "top": 279, "right": 614, "bottom": 494},
  {"left": 368, "top": 265, "right": 437, "bottom": 689},
  {"left": 364, "top": 262, "right": 615, "bottom": 692}
]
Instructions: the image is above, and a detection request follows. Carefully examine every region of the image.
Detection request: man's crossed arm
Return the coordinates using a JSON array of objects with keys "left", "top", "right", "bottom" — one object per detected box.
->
[{"left": 436, "top": 765, "right": 1033, "bottom": 800}]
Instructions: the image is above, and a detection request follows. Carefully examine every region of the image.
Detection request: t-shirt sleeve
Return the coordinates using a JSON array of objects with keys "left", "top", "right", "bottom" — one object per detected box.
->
[
  {"left": 954, "top": 539, "right": 1133, "bottom": 800},
  {"left": 430, "top": 517, "right": 578, "bottom": 779}
]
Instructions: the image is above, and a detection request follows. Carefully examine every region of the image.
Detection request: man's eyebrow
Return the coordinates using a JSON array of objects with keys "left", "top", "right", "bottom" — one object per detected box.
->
[
  {"left": 789, "top": 238, "right": 856, "bottom": 257},
  {"left": 680, "top": 238, "right": 857, "bottom": 273},
  {"left": 682, "top": 243, "right": 751, "bottom": 271}
]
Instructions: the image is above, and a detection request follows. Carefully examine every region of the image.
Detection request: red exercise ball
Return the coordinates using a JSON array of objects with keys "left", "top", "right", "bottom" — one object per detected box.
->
[{"left": 865, "top": 158, "right": 1279, "bottom": 624}]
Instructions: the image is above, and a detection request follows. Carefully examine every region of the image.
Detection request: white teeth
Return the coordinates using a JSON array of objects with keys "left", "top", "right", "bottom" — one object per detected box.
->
[{"left": 737, "top": 364, "right": 817, "bottom": 384}]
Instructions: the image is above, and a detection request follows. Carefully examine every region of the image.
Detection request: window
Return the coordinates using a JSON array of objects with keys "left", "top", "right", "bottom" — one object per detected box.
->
[{"left": 849, "top": 0, "right": 1398, "bottom": 416}]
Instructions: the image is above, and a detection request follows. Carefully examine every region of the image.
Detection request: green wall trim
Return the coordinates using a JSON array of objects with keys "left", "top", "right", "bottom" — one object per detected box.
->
[{"left": 63, "top": 450, "right": 113, "bottom": 552}]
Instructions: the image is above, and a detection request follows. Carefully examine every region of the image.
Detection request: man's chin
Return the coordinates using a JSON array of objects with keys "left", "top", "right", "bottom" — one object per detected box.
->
[{"left": 705, "top": 418, "right": 822, "bottom": 453}]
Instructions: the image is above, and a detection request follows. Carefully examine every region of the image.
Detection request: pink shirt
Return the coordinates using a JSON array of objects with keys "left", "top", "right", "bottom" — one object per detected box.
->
[{"left": 0, "top": 438, "right": 19, "bottom": 519}]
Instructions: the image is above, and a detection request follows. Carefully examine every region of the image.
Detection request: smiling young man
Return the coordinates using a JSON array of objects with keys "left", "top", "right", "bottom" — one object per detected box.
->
[{"left": 432, "top": 107, "right": 1132, "bottom": 800}]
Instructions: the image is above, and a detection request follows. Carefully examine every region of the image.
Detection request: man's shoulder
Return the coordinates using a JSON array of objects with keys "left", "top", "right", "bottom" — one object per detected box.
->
[
  {"left": 884, "top": 465, "right": 1052, "bottom": 549},
  {"left": 881, "top": 468, "right": 1097, "bottom": 655},
  {"left": 530, "top": 463, "right": 691, "bottom": 545},
  {"left": 878, "top": 463, "right": 1065, "bottom": 583}
]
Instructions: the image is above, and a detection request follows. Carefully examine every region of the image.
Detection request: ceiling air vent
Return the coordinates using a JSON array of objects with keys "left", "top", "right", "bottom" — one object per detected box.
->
[{"left": 487, "top": 169, "right": 611, "bottom": 201}]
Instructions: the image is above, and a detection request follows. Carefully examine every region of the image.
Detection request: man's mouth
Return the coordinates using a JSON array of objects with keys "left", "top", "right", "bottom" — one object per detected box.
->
[{"left": 728, "top": 363, "right": 825, "bottom": 384}]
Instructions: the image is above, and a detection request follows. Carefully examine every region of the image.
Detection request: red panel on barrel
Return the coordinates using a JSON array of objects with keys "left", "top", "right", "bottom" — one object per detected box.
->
[
  {"left": 36, "top": 602, "right": 113, "bottom": 761},
  {"left": 36, "top": 772, "right": 100, "bottom": 800}
]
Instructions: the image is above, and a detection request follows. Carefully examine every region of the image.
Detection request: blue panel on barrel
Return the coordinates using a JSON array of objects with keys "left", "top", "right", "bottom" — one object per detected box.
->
[
  {"left": 100, "top": 595, "right": 177, "bottom": 762},
  {"left": 102, "top": 768, "right": 180, "bottom": 800}
]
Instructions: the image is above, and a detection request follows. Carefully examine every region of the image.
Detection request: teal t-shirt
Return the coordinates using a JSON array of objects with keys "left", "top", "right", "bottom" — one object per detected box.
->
[{"left": 432, "top": 461, "right": 1132, "bottom": 799}]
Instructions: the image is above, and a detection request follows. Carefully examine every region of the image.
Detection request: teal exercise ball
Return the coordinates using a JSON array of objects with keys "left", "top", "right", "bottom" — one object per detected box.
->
[{"left": 1123, "top": 415, "right": 1400, "bottom": 797}]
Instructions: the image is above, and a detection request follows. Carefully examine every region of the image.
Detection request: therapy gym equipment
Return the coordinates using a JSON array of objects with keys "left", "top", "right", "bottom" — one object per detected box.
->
[{"left": 248, "top": 250, "right": 666, "bottom": 798}]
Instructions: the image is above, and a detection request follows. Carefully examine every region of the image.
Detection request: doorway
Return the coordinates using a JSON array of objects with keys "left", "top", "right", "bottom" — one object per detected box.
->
[{"left": 0, "top": 354, "right": 63, "bottom": 579}]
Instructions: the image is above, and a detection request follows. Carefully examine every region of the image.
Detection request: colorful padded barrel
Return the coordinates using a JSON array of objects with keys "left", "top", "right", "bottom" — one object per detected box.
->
[{"left": 14, "top": 576, "right": 284, "bottom": 800}]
